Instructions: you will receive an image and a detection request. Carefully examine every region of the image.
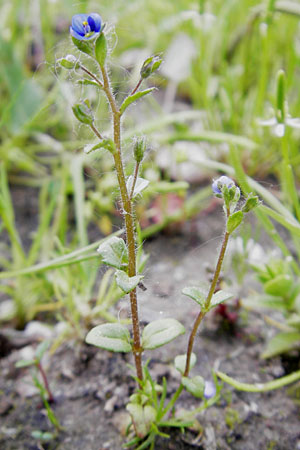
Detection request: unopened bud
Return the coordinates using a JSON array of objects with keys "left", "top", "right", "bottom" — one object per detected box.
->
[
  {"left": 242, "top": 194, "right": 260, "bottom": 213},
  {"left": 72, "top": 101, "right": 94, "bottom": 125},
  {"left": 58, "top": 54, "right": 79, "bottom": 69},
  {"left": 133, "top": 137, "right": 146, "bottom": 163},
  {"left": 140, "top": 54, "right": 162, "bottom": 79},
  {"left": 212, "top": 176, "right": 235, "bottom": 198}
]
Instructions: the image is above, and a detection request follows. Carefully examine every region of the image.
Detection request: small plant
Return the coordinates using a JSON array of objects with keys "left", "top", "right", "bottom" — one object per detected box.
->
[
  {"left": 246, "top": 256, "right": 300, "bottom": 359},
  {"left": 57, "top": 12, "right": 267, "bottom": 447},
  {"left": 15, "top": 340, "right": 61, "bottom": 431}
]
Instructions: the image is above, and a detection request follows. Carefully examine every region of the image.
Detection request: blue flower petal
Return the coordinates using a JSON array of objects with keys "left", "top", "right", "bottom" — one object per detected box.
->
[
  {"left": 70, "top": 27, "right": 86, "bottom": 40},
  {"left": 88, "top": 13, "right": 102, "bottom": 32},
  {"left": 72, "top": 14, "right": 88, "bottom": 35}
]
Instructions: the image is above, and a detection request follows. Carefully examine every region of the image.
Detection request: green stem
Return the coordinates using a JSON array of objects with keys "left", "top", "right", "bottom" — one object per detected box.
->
[
  {"left": 79, "top": 64, "right": 103, "bottom": 88},
  {"left": 184, "top": 230, "right": 230, "bottom": 376},
  {"left": 129, "top": 77, "right": 143, "bottom": 97},
  {"left": 216, "top": 369, "right": 300, "bottom": 392},
  {"left": 99, "top": 64, "right": 143, "bottom": 381},
  {"left": 163, "top": 225, "right": 231, "bottom": 418},
  {"left": 130, "top": 161, "right": 140, "bottom": 200}
]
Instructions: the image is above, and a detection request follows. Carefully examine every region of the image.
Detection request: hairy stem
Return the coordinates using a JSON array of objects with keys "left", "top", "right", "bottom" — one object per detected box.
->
[
  {"left": 184, "top": 230, "right": 230, "bottom": 376},
  {"left": 129, "top": 78, "right": 143, "bottom": 97},
  {"left": 79, "top": 64, "right": 103, "bottom": 88},
  {"left": 99, "top": 65, "right": 143, "bottom": 380},
  {"left": 130, "top": 162, "right": 140, "bottom": 200},
  {"left": 163, "top": 225, "right": 231, "bottom": 418}
]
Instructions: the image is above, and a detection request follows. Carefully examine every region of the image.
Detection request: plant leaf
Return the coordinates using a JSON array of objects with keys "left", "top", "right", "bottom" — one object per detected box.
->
[
  {"left": 227, "top": 211, "right": 244, "bottom": 234},
  {"left": 261, "top": 331, "right": 300, "bottom": 359},
  {"left": 97, "top": 236, "right": 128, "bottom": 270},
  {"left": 15, "top": 359, "right": 35, "bottom": 368},
  {"left": 174, "top": 353, "right": 197, "bottom": 375},
  {"left": 209, "top": 290, "right": 234, "bottom": 311},
  {"left": 126, "top": 176, "right": 149, "bottom": 198},
  {"left": 142, "top": 318, "right": 185, "bottom": 350},
  {"left": 35, "top": 340, "right": 50, "bottom": 361},
  {"left": 264, "top": 274, "right": 293, "bottom": 297},
  {"left": 84, "top": 139, "right": 115, "bottom": 155},
  {"left": 120, "top": 88, "right": 155, "bottom": 115},
  {"left": 115, "top": 270, "right": 144, "bottom": 293},
  {"left": 182, "top": 285, "right": 208, "bottom": 308},
  {"left": 85, "top": 323, "right": 131, "bottom": 352},
  {"left": 182, "top": 375, "right": 205, "bottom": 398}
]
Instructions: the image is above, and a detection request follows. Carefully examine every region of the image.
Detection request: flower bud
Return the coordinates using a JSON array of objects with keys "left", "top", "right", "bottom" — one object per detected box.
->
[
  {"left": 133, "top": 137, "right": 146, "bottom": 163},
  {"left": 212, "top": 176, "right": 235, "bottom": 197},
  {"left": 242, "top": 194, "right": 260, "bottom": 213},
  {"left": 140, "top": 54, "right": 162, "bottom": 79},
  {"left": 58, "top": 54, "right": 79, "bottom": 69},
  {"left": 72, "top": 101, "right": 94, "bottom": 125}
]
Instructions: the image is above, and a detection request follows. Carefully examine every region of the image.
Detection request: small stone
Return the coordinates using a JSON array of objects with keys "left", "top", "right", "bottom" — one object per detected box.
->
[{"left": 24, "top": 321, "right": 52, "bottom": 339}]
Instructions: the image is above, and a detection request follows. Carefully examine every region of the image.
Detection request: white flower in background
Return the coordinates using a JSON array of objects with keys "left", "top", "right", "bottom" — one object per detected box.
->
[{"left": 258, "top": 113, "right": 300, "bottom": 137}]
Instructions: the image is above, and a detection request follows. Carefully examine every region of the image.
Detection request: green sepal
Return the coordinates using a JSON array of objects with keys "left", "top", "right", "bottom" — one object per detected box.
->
[
  {"left": 85, "top": 323, "right": 131, "bottom": 352},
  {"left": 142, "top": 318, "right": 185, "bottom": 350},
  {"left": 97, "top": 236, "right": 128, "bottom": 270},
  {"left": 227, "top": 211, "right": 244, "bottom": 234},
  {"left": 72, "top": 102, "right": 94, "bottom": 125},
  {"left": 95, "top": 32, "right": 107, "bottom": 67},
  {"left": 120, "top": 88, "right": 155, "bottom": 115},
  {"left": 84, "top": 138, "right": 116, "bottom": 155},
  {"left": 182, "top": 375, "right": 205, "bottom": 398},
  {"left": 174, "top": 353, "right": 196, "bottom": 375},
  {"left": 72, "top": 36, "right": 94, "bottom": 56},
  {"left": 115, "top": 270, "right": 144, "bottom": 294}
]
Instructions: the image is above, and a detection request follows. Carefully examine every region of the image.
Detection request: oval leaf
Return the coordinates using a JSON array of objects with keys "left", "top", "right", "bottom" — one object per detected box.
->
[
  {"left": 126, "top": 176, "right": 149, "bottom": 198},
  {"left": 120, "top": 88, "right": 155, "bottom": 115},
  {"left": 97, "top": 236, "right": 128, "bottom": 270},
  {"left": 182, "top": 375, "right": 205, "bottom": 398},
  {"left": 115, "top": 270, "right": 144, "bottom": 293},
  {"left": 15, "top": 359, "right": 35, "bottom": 368},
  {"left": 85, "top": 323, "right": 131, "bottom": 352},
  {"left": 174, "top": 353, "right": 197, "bottom": 375},
  {"left": 209, "top": 290, "right": 233, "bottom": 311},
  {"left": 227, "top": 211, "right": 244, "bottom": 234},
  {"left": 142, "top": 318, "right": 185, "bottom": 350},
  {"left": 182, "top": 285, "right": 208, "bottom": 308},
  {"left": 95, "top": 33, "right": 107, "bottom": 67}
]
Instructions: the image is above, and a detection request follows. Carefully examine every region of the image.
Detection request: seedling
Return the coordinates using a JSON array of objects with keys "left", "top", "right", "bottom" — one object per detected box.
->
[{"left": 15, "top": 340, "right": 61, "bottom": 431}]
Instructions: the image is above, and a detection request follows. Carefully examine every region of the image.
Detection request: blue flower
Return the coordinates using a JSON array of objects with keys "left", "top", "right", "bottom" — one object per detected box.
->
[
  {"left": 212, "top": 176, "right": 234, "bottom": 195},
  {"left": 70, "top": 13, "right": 102, "bottom": 40},
  {"left": 204, "top": 380, "right": 216, "bottom": 399}
]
